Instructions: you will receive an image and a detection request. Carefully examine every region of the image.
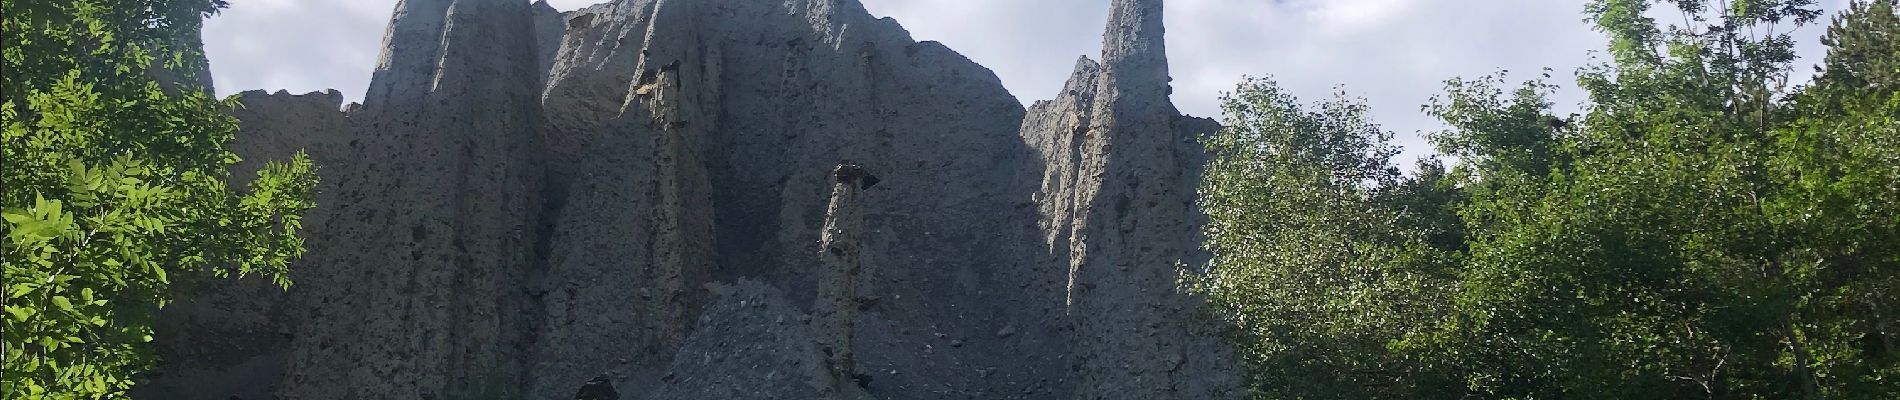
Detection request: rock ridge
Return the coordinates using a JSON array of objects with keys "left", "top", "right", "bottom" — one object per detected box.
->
[{"left": 148, "top": 0, "right": 1241, "bottom": 399}]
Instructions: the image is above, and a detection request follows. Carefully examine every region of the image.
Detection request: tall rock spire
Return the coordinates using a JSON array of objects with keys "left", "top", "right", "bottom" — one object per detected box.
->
[
  {"left": 277, "top": 0, "right": 548, "bottom": 398},
  {"left": 526, "top": 1, "right": 725, "bottom": 397},
  {"left": 816, "top": 161, "right": 870, "bottom": 391},
  {"left": 1099, "top": 0, "right": 1172, "bottom": 104},
  {"left": 1024, "top": 0, "right": 1246, "bottom": 398},
  {"left": 820, "top": 162, "right": 870, "bottom": 381}
]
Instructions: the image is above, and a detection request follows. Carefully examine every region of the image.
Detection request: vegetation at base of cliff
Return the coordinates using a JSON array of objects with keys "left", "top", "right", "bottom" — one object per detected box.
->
[
  {"left": 1, "top": 0, "right": 316, "bottom": 398},
  {"left": 1199, "top": 0, "right": 1899, "bottom": 398}
]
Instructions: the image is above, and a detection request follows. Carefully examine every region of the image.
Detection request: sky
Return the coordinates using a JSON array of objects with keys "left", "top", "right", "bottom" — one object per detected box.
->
[{"left": 202, "top": 0, "right": 1849, "bottom": 165}]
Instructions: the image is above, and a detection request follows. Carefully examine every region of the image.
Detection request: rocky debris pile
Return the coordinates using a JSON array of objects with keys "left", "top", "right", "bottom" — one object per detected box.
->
[
  {"left": 145, "top": 0, "right": 1241, "bottom": 399},
  {"left": 643, "top": 280, "right": 871, "bottom": 400}
]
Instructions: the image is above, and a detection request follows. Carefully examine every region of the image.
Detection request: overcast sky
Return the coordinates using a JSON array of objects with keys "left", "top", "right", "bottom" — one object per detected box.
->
[{"left": 203, "top": 0, "right": 1848, "bottom": 164}]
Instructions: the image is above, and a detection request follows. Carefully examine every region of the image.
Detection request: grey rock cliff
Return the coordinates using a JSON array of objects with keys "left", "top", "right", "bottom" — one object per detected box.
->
[{"left": 148, "top": 0, "right": 1241, "bottom": 398}]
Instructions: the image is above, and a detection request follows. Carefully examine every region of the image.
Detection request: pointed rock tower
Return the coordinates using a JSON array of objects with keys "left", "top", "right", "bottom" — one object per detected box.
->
[{"left": 1022, "top": 0, "right": 1244, "bottom": 398}]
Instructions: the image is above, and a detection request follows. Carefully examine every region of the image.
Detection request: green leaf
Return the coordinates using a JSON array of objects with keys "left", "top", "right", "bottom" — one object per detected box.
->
[
  {"left": 2, "top": 210, "right": 31, "bottom": 225},
  {"left": 4, "top": 306, "right": 31, "bottom": 322}
]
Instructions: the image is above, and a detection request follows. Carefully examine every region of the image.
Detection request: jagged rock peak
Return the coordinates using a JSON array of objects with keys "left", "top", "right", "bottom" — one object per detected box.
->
[
  {"left": 1021, "top": 0, "right": 1245, "bottom": 399},
  {"left": 362, "top": 0, "right": 448, "bottom": 107},
  {"left": 364, "top": 0, "right": 540, "bottom": 109},
  {"left": 1100, "top": 0, "right": 1171, "bottom": 97}
]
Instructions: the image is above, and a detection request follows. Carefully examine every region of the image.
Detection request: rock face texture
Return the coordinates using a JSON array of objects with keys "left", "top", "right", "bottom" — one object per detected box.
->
[{"left": 147, "top": 0, "right": 1241, "bottom": 399}]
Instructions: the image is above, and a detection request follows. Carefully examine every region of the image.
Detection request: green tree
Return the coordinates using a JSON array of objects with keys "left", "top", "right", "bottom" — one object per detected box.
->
[
  {"left": 1423, "top": 0, "right": 1896, "bottom": 397},
  {"left": 1204, "top": 1, "right": 1897, "bottom": 398},
  {"left": 1198, "top": 77, "right": 1463, "bottom": 398},
  {"left": 1, "top": 0, "right": 316, "bottom": 398},
  {"left": 1763, "top": 0, "right": 1900, "bottom": 394}
]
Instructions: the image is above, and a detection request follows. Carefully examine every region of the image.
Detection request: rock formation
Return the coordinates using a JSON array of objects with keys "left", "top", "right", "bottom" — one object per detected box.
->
[
  {"left": 1021, "top": 0, "right": 1241, "bottom": 397},
  {"left": 816, "top": 161, "right": 870, "bottom": 386},
  {"left": 145, "top": 0, "right": 1242, "bottom": 399}
]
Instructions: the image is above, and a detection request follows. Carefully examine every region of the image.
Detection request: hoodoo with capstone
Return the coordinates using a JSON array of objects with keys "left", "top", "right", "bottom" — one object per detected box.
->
[{"left": 141, "top": 0, "right": 1243, "bottom": 399}]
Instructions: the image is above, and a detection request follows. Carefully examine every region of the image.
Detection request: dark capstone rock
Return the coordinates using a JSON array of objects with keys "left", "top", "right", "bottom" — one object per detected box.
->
[{"left": 574, "top": 375, "right": 618, "bottom": 400}]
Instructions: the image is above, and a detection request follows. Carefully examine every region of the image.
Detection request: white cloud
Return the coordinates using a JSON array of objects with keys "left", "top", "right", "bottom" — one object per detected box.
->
[
  {"left": 205, "top": 0, "right": 1848, "bottom": 165},
  {"left": 203, "top": 1, "right": 387, "bottom": 100}
]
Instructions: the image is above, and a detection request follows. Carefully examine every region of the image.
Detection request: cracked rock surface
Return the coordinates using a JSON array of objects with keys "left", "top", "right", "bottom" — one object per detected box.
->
[{"left": 145, "top": 1, "right": 1241, "bottom": 399}]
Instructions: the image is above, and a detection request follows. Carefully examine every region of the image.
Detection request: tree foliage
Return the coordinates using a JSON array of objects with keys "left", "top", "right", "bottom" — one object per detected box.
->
[
  {"left": 1, "top": 0, "right": 316, "bottom": 398},
  {"left": 1201, "top": 1, "right": 1898, "bottom": 398}
]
